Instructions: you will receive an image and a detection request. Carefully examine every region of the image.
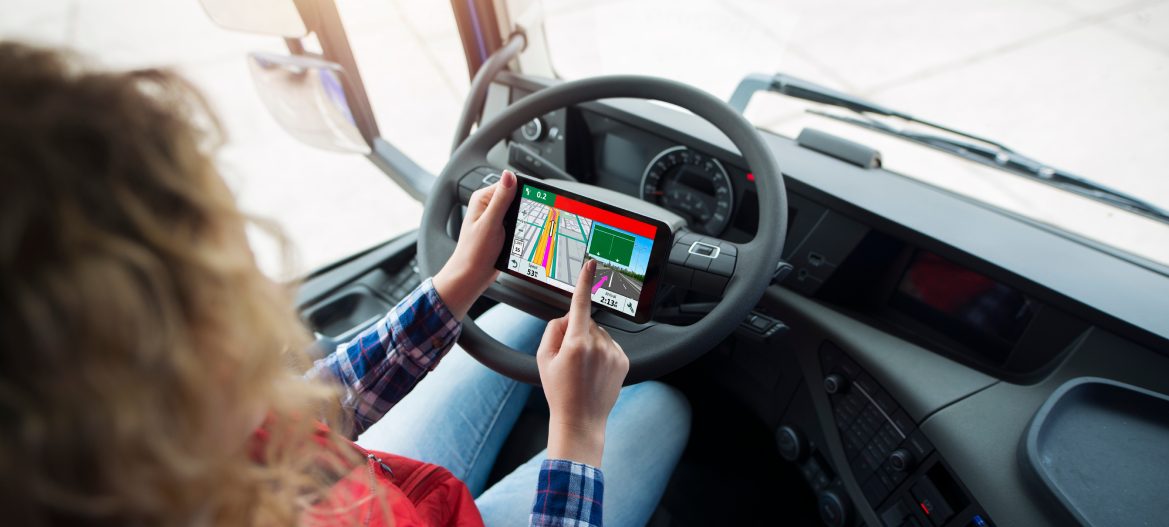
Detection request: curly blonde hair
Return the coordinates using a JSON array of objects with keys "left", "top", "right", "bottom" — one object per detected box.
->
[{"left": 0, "top": 42, "right": 369, "bottom": 525}]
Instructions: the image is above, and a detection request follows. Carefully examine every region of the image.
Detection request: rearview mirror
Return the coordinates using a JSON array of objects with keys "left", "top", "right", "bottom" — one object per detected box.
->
[
  {"left": 198, "top": 0, "right": 307, "bottom": 38},
  {"left": 247, "top": 52, "right": 371, "bottom": 154}
]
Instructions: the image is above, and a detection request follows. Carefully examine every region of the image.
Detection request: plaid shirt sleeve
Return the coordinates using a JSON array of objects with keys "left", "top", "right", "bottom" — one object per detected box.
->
[
  {"left": 531, "top": 459, "right": 605, "bottom": 527},
  {"left": 306, "top": 277, "right": 462, "bottom": 434}
]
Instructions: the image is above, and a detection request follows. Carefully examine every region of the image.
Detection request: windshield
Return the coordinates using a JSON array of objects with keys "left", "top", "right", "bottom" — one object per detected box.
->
[{"left": 532, "top": 0, "right": 1169, "bottom": 266}]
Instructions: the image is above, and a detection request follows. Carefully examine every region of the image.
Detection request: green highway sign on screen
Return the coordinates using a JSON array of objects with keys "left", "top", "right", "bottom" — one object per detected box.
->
[
  {"left": 588, "top": 224, "right": 635, "bottom": 267},
  {"left": 522, "top": 185, "right": 557, "bottom": 207}
]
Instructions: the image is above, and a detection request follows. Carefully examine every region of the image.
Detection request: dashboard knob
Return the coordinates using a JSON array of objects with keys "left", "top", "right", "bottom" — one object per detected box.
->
[
  {"left": 888, "top": 448, "right": 916, "bottom": 472},
  {"left": 823, "top": 374, "right": 848, "bottom": 395},
  {"left": 775, "top": 425, "right": 806, "bottom": 462},
  {"left": 521, "top": 117, "right": 546, "bottom": 142},
  {"left": 817, "top": 489, "right": 852, "bottom": 527}
]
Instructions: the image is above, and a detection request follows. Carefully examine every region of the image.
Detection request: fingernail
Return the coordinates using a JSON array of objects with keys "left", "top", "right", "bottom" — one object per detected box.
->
[{"left": 502, "top": 170, "right": 515, "bottom": 188}]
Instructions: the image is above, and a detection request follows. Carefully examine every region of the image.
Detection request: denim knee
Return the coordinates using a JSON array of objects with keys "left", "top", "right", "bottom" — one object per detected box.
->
[{"left": 625, "top": 380, "right": 692, "bottom": 446}]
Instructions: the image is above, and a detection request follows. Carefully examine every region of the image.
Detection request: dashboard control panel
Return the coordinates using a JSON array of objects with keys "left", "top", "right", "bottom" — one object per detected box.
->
[
  {"left": 820, "top": 343, "right": 995, "bottom": 527},
  {"left": 776, "top": 395, "right": 855, "bottom": 527}
]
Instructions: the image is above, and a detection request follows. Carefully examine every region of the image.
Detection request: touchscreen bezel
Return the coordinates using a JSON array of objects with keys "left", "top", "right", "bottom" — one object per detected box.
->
[{"left": 495, "top": 175, "right": 673, "bottom": 323}]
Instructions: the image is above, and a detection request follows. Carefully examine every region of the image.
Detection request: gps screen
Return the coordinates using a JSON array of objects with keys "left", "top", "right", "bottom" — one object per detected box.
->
[{"left": 505, "top": 183, "right": 657, "bottom": 317}]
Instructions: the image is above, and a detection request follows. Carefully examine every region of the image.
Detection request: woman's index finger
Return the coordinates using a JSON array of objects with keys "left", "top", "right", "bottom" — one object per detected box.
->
[{"left": 569, "top": 259, "right": 597, "bottom": 330}]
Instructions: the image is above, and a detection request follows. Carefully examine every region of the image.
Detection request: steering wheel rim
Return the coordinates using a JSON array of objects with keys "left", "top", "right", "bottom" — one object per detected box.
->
[{"left": 418, "top": 75, "right": 787, "bottom": 385}]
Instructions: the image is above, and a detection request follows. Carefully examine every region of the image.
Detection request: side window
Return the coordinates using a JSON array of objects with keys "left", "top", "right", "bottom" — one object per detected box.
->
[
  {"left": 0, "top": 1, "right": 469, "bottom": 277},
  {"left": 338, "top": 0, "right": 470, "bottom": 175}
]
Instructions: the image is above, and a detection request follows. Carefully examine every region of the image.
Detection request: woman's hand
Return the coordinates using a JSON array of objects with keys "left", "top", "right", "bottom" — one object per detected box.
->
[
  {"left": 433, "top": 170, "right": 517, "bottom": 320},
  {"left": 538, "top": 259, "right": 630, "bottom": 467}
]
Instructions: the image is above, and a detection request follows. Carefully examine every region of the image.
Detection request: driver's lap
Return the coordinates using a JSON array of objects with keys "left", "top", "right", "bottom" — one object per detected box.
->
[{"left": 357, "top": 304, "right": 691, "bottom": 527}]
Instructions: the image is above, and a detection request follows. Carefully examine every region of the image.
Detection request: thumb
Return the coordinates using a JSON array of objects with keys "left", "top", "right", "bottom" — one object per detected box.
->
[{"left": 479, "top": 170, "right": 516, "bottom": 225}]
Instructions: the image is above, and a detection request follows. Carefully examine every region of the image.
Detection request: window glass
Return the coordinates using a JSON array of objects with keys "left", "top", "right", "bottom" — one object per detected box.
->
[
  {"left": 0, "top": 0, "right": 466, "bottom": 277},
  {"left": 537, "top": 0, "right": 1169, "bottom": 266}
]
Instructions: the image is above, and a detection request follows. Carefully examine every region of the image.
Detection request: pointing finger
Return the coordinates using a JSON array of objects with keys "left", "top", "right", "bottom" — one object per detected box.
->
[{"left": 568, "top": 259, "right": 597, "bottom": 331}]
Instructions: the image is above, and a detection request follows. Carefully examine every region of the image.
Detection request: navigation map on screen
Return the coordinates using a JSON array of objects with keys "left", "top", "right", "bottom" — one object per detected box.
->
[{"left": 506, "top": 184, "right": 657, "bottom": 316}]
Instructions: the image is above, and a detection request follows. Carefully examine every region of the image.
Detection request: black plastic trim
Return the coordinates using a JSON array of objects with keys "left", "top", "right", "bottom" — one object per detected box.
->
[{"left": 484, "top": 72, "right": 1169, "bottom": 359}]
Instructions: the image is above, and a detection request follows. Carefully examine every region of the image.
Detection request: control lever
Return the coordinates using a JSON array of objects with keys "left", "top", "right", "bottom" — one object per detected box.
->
[
  {"left": 772, "top": 259, "right": 794, "bottom": 284},
  {"left": 508, "top": 143, "right": 577, "bottom": 182},
  {"left": 739, "top": 311, "right": 788, "bottom": 341},
  {"left": 653, "top": 303, "right": 787, "bottom": 340}
]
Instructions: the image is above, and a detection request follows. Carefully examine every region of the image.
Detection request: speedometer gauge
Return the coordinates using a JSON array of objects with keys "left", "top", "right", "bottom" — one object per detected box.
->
[{"left": 640, "top": 146, "right": 734, "bottom": 235}]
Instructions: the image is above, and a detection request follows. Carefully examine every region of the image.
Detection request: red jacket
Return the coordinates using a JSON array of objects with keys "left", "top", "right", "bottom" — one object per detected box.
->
[
  {"left": 320, "top": 444, "right": 485, "bottom": 527},
  {"left": 255, "top": 424, "right": 484, "bottom": 527}
]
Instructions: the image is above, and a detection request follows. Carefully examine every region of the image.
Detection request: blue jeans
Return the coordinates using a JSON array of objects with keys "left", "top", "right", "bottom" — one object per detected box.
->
[{"left": 355, "top": 305, "right": 691, "bottom": 527}]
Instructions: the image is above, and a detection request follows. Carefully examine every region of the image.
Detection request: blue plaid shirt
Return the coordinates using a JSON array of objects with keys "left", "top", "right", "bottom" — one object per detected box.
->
[{"left": 308, "top": 278, "right": 605, "bottom": 527}]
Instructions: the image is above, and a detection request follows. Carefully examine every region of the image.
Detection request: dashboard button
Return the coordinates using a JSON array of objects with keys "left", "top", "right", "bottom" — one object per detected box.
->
[
  {"left": 521, "top": 117, "right": 546, "bottom": 141},
  {"left": 817, "top": 490, "right": 851, "bottom": 527},
  {"left": 844, "top": 425, "right": 867, "bottom": 458},
  {"left": 689, "top": 241, "right": 718, "bottom": 257},
  {"left": 683, "top": 251, "right": 713, "bottom": 271},
  {"left": 676, "top": 231, "right": 702, "bottom": 247},
  {"left": 458, "top": 169, "right": 491, "bottom": 202},
  {"left": 824, "top": 374, "right": 848, "bottom": 395},
  {"left": 883, "top": 460, "right": 909, "bottom": 488},
  {"left": 877, "top": 467, "right": 898, "bottom": 491},
  {"left": 708, "top": 252, "right": 736, "bottom": 276},
  {"left": 834, "top": 406, "right": 854, "bottom": 430},
  {"left": 668, "top": 242, "right": 690, "bottom": 265},
  {"left": 890, "top": 410, "right": 916, "bottom": 436},
  {"left": 747, "top": 314, "right": 771, "bottom": 331},
  {"left": 775, "top": 425, "right": 805, "bottom": 462},
  {"left": 911, "top": 477, "right": 954, "bottom": 526},
  {"left": 877, "top": 423, "right": 902, "bottom": 451},
  {"left": 889, "top": 448, "right": 916, "bottom": 472},
  {"left": 857, "top": 406, "right": 883, "bottom": 438},
  {"left": 690, "top": 269, "right": 728, "bottom": 294}
]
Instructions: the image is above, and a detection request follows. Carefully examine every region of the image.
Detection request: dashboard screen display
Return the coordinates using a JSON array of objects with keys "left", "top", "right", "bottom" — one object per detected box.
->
[
  {"left": 500, "top": 181, "right": 666, "bottom": 322},
  {"left": 891, "top": 250, "right": 1035, "bottom": 361}
]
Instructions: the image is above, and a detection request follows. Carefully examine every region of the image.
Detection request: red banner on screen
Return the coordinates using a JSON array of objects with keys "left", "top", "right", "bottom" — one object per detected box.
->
[{"left": 553, "top": 195, "right": 657, "bottom": 239}]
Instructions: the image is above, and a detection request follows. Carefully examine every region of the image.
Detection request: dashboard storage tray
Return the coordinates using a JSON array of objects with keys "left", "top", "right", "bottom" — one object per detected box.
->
[{"left": 1022, "top": 377, "right": 1169, "bottom": 527}]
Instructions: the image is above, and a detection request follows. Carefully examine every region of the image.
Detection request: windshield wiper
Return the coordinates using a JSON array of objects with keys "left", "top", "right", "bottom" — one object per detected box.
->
[
  {"left": 728, "top": 73, "right": 1169, "bottom": 223},
  {"left": 809, "top": 109, "right": 1169, "bottom": 222}
]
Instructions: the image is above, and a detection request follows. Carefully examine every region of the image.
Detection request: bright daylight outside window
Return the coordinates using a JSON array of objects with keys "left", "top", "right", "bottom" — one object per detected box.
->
[
  {"left": 534, "top": 0, "right": 1169, "bottom": 267},
  {"left": 1, "top": 0, "right": 467, "bottom": 278}
]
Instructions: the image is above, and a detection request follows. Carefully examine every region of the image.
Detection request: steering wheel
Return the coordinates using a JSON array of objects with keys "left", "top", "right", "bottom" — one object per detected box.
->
[{"left": 418, "top": 76, "right": 787, "bottom": 385}]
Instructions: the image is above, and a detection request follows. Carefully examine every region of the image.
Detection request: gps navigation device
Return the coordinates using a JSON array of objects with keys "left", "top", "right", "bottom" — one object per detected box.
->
[{"left": 496, "top": 175, "right": 672, "bottom": 323}]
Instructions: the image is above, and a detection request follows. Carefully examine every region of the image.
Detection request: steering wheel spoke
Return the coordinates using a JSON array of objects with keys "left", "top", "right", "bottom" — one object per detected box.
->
[
  {"left": 456, "top": 166, "right": 506, "bottom": 206},
  {"left": 663, "top": 230, "right": 739, "bottom": 297}
]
